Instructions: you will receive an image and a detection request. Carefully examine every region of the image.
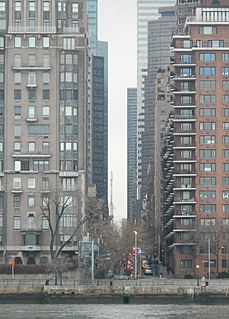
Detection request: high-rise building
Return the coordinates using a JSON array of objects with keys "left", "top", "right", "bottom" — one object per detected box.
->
[
  {"left": 136, "top": 0, "right": 176, "bottom": 218},
  {"left": 165, "top": 0, "right": 229, "bottom": 278},
  {"left": 0, "top": 0, "right": 89, "bottom": 264},
  {"left": 127, "top": 88, "right": 137, "bottom": 221},
  {"left": 86, "top": 1, "right": 108, "bottom": 210},
  {"left": 141, "top": 6, "right": 176, "bottom": 220}
]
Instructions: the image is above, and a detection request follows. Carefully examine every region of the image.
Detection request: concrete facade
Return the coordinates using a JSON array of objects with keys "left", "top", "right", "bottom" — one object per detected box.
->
[{"left": 0, "top": 0, "right": 89, "bottom": 265}]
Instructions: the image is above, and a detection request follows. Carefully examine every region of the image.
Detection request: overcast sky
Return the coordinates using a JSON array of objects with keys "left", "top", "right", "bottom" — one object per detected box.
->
[{"left": 98, "top": 0, "right": 137, "bottom": 221}]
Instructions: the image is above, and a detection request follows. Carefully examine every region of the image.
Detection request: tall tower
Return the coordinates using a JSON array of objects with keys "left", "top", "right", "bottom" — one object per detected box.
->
[
  {"left": 136, "top": 0, "right": 176, "bottom": 216},
  {"left": 0, "top": 0, "right": 89, "bottom": 264},
  {"left": 127, "top": 88, "right": 137, "bottom": 221}
]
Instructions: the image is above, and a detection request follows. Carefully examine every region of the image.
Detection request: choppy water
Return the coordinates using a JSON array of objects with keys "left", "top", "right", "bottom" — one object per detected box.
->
[{"left": 0, "top": 304, "right": 228, "bottom": 319}]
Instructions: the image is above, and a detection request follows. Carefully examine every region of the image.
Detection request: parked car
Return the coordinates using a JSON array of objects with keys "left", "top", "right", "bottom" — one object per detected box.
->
[
  {"left": 144, "top": 267, "right": 153, "bottom": 275},
  {"left": 113, "top": 275, "right": 129, "bottom": 280}
]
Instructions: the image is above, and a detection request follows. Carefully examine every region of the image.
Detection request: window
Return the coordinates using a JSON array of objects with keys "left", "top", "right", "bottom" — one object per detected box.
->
[
  {"left": 223, "top": 177, "right": 229, "bottom": 186},
  {"left": 14, "top": 142, "right": 21, "bottom": 152},
  {"left": 200, "top": 80, "right": 215, "bottom": 90},
  {"left": 28, "top": 106, "right": 35, "bottom": 119},
  {"left": 180, "top": 54, "right": 192, "bottom": 63},
  {"left": 33, "top": 160, "right": 49, "bottom": 172},
  {"left": 223, "top": 136, "right": 229, "bottom": 144},
  {"left": 28, "top": 36, "right": 35, "bottom": 47},
  {"left": 223, "top": 205, "right": 229, "bottom": 213},
  {"left": 14, "top": 106, "right": 21, "bottom": 117},
  {"left": 181, "top": 123, "right": 192, "bottom": 132},
  {"left": 43, "top": 89, "right": 49, "bottom": 100},
  {"left": 223, "top": 122, "right": 229, "bottom": 130},
  {"left": 43, "top": 55, "right": 50, "bottom": 67},
  {"left": 222, "top": 67, "right": 229, "bottom": 75},
  {"left": 199, "top": 26, "right": 217, "bottom": 34},
  {"left": 223, "top": 219, "right": 229, "bottom": 226},
  {"left": 223, "top": 149, "right": 229, "bottom": 158},
  {"left": 42, "top": 195, "right": 49, "bottom": 207},
  {"left": 180, "top": 150, "right": 192, "bottom": 159},
  {"left": 208, "top": 40, "right": 224, "bottom": 47},
  {"left": 181, "top": 40, "right": 192, "bottom": 48},
  {"left": 13, "top": 178, "right": 21, "bottom": 188},
  {"left": 200, "top": 95, "right": 216, "bottom": 104},
  {"left": 72, "top": 3, "right": 79, "bottom": 13},
  {"left": 200, "top": 163, "right": 216, "bottom": 172},
  {"left": 222, "top": 53, "right": 229, "bottom": 61},
  {"left": 181, "top": 136, "right": 192, "bottom": 145},
  {"left": 180, "top": 67, "right": 192, "bottom": 77},
  {"left": 14, "top": 36, "right": 21, "bottom": 47},
  {"left": 200, "top": 53, "right": 216, "bottom": 61},
  {"left": 200, "top": 191, "right": 216, "bottom": 199},
  {"left": 180, "top": 260, "right": 192, "bottom": 268},
  {"left": 42, "top": 106, "right": 49, "bottom": 118},
  {"left": 42, "top": 217, "right": 49, "bottom": 230},
  {"left": 62, "top": 178, "right": 75, "bottom": 191},
  {"left": 60, "top": 214, "right": 77, "bottom": 227},
  {"left": 28, "top": 72, "right": 36, "bottom": 85},
  {"left": 223, "top": 191, "right": 229, "bottom": 200},
  {"left": 200, "top": 67, "right": 216, "bottom": 75},
  {"left": 14, "top": 125, "right": 21, "bottom": 137},
  {"left": 29, "top": 55, "right": 36, "bottom": 66},
  {"left": 199, "top": 149, "right": 216, "bottom": 158},
  {"left": 42, "top": 142, "right": 49, "bottom": 154},
  {"left": 42, "top": 36, "right": 49, "bottom": 48},
  {"left": 200, "top": 108, "right": 216, "bottom": 116},
  {"left": 28, "top": 142, "right": 35, "bottom": 152},
  {"left": 14, "top": 89, "right": 21, "bottom": 100},
  {"left": 0, "top": 2, "right": 5, "bottom": 11},
  {"left": 28, "top": 124, "right": 49, "bottom": 135},
  {"left": 28, "top": 213, "right": 35, "bottom": 229},
  {"left": 223, "top": 163, "right": 229, "bottom": 172},
  {"left": 200, "top": 218, "right": 216, "bottom": 226},
  {"left": 28, "top": 89, "right": 36, "bottom": 100},
  {"left": 21, "top": 160, "right": 30, "bottom": 171},
  {"left": 222, "top": 108, "right": 229, "bottom": 116},
  {"left": 14, "top": 72, "right": 21, "bottom": 84},
  {"left": 200, "top": 135, "right": 215, "bottom": 144},
  {"left": 13, "top": 195, "right": 21, "bottom": 207},
  {"left": 13, "top": 216, "right": 21, "bottom": 230},
  {"left": 200, "top": 205, "right": 216, "bottom": 213},
  {"left": 28, "top": 195, "right": 35, "bottom": 207},
  {"left": 200, "top": 177, "right": 216, "bottom": 185},
  {"left": 42, "top": 72, "right": 49, "bottom": 84},
  {"left": 42, "top": 177, "right": 49, "bottom": 191},
  {"left": 63, "top": 38, "right": 75, "bottom": 50},
  {"left": 28, "top": 178, "right": 35, "bottom": 188},
  {"left": 200, "top": 122, "right": 216, "bottom": 130}
]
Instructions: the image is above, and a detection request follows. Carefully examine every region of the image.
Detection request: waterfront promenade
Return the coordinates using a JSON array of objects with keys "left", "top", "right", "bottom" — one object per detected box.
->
[{"left": 0, "top": 274, "right": 229, "bottom": 304}]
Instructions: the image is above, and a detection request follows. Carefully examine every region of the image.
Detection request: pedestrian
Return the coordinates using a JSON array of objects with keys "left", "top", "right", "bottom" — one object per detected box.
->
[
  {"left": 200, "top": 276, "right": 206, "bottom": 294},
  {"left": 166, "top": 263, "right": 170, "bottom": 275}
]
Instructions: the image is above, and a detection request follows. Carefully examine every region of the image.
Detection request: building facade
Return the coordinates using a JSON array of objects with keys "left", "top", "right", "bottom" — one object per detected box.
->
[
  {"left": 127, "top": 88, "right": 137, "bottom": 222},
  {"left": 136, "top": 0, "right": 176, "bottom": 220},
  {"left": 165, "top": 0, "right": 229, "bottom": 278},
  {"left": 0, "top": 0, "right": 89, "bottom": 265}
]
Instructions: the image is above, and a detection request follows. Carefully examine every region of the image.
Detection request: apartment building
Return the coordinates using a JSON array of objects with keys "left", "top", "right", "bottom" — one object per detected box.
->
[
  {"left": 166, "top": 0, "right": 229, "bottom": 278},
  {"left": 0, "top": 1, "right": 89, "bottom": 265}
]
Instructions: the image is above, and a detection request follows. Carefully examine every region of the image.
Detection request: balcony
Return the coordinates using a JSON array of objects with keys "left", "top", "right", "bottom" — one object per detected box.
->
[{"left": 173, "top": 197, "right": 196, "bottom": 204}]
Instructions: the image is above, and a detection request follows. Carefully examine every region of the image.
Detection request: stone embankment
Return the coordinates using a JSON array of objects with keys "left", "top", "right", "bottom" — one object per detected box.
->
[{"left": 1, "top": 276, "right": 229, "bottom": 304}]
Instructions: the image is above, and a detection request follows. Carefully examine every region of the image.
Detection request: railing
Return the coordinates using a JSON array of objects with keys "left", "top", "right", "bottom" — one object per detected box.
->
[{"left": 8, "top": 26, "right": 56, "bottom": 33}]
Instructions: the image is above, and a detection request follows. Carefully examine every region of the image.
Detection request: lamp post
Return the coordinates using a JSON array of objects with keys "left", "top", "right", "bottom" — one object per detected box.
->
[
  {"left": 134, "top": 231, "right": 138, "bottom": 280},
  {"left": 208, "top": 237, "right": 211, "bottom": 280},
  {"left": 196, "top": 264, "right": 200, "bottom": 286}
]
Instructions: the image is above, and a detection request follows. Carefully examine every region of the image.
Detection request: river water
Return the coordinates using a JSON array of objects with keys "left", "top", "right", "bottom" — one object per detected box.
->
[{"left": 0, "top": 304, "right": 228, "bottom": 319}]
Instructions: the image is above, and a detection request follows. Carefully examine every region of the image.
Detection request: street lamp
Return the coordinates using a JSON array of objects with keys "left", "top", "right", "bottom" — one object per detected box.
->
[
  {"left": 196, "top": 264, "right": 200, "bottom": 286},
  {"left": 134, "top": 231, "right": 138, "bottom": 280}
]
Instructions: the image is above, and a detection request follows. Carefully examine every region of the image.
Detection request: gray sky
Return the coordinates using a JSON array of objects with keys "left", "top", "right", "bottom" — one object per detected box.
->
[{"left": 98, "top": 0, "right": 137, "bottom": 221}]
